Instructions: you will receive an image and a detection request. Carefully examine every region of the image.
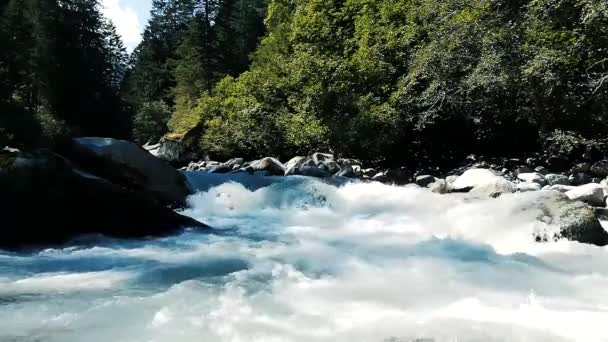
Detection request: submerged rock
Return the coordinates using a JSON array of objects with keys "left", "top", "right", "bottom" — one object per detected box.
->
[
  {"left": 517, "top": 182, "right": 542, "bottom": 192},
  {"left": 517, "top": 172, "right": 546, "bottom": 186},
  {"left": 0, "top": 149, "right": 208, "bottom": 249}
]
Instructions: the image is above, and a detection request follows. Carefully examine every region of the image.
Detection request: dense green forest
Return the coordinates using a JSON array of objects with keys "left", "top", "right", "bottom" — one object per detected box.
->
[{"left": 2, "top": 0, "right": 608, "bottom": 166}]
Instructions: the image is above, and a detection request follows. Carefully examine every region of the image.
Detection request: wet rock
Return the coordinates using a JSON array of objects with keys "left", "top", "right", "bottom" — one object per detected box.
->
[
  {"left": 548, "top": 184, "right": 576, "bottom": 193},
  {"left": 517, "top": 182, "right": 542, "bottom": 192},
  {"left": 590, "top": 160, "right": 608, "bottom": 177},
  {"left": 208, "top": 164, "right": 231, "bottom": 174},
  {"left": 224, "top": 158, "right": 244, "bottom": 169},
  {"left": 545, "top": 174, "right": 570, "bottom": 186},
  {"left": 514, "top": 166, "right": 533, "bottom": 176},
  {"left": 66, "top": 137, "right": 191, "bottom": 207},
  {"left": 452, "top": 168, "right": 502, "bottom": 191},
  {"left": 565, "top": 184, "right": 606, "bottom": 207},
  {"left": 0, "top": 149, "right": 208, "bottom": 249},
  {"left": 320, "top": 160, "right": 341, "bottom": 174},
  {"left": 251, "top": 157, "right": 286, "bottom": 176},
  {"left": 429, "top": 179, "right": 451, "bottom": 194},
  {"left": 299, "top": 165, "right": 331, "bottom": 178},
  {"left": 517, "top": 173, "right": 546, "bottom": 186},
  {"left": 312, "top": 153, "right": 334, "bottom": 165},
  {"left": 469, "top": 178, "right": 517, "bottom": 198},
  {"left": 525, "top": 191, "right": 608, "bottom": 246},
  {"left": 569, "top": 173, "right": 592, "bottom": 186},
  {"left": 415, "top": 175, "right": 436, "bottom": 187}
]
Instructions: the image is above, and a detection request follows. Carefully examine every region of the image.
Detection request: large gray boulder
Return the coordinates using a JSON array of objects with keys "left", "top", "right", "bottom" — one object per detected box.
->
[
  {"left": 68, "top": 137, "right": 191, "bottom": 207},
  {"left": 522, "top": 191, "right": 608, "bottom": 246},
  {"left": 0, "top": 149, "right": 207, "bottom": 249},
  {"left": 565, "top": 184, "right": 606, "bottom": 207},
  {"left": 452, "top": 168, "right": 516, "bottom": 197},
  {"left": 251, "top": 157, "right": 286, "bottom": 176}
]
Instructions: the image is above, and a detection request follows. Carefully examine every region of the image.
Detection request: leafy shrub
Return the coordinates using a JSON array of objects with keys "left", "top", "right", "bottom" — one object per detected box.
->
[{"left": 132, "top": 101, "right": 171, "bottom": 144}]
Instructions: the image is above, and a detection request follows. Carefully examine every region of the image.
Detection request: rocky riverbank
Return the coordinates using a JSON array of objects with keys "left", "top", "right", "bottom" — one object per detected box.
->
[{"left": 171, "top": 151, "right": 608, "bottom": 246}]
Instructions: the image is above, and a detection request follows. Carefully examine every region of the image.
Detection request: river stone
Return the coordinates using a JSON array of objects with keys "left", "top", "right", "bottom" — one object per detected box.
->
[
  {"left": 251, "top": 157, "right": 286, "bottom": 176},
  {"left": 523, "top": 191, "right": 608, "bottom": 246},
  {"left": 517, "top": 182, "right": 542, "bottom": 192},
  {"left": 429, "top": 179, "right": 450, "bottom": 194},
  {"left": 68, "top": 137, "right": 191, "bottom": 207},
  {"left": 0, "top": 149, "right": 208, "bottom": 249},
  {"left": 517, "top": 173, "right": 546, "bottom": 186},
  {"left": 299, "top": 165, "right": 331, "bottom": 178},
  {"left": 452, "top": 168, "right": 504, "bottom": 192},
  {"left": 545, "top": 174, "right": 570, "bottom": 186},
  {"left": 469, "top": 177, "right": 517, "bottom": 198},
  {"left": 534, "top": 166, "right": 549, "bottom": 175},
  {"left": 319, "top": 160, "right": 341, "bottom": 174},
  {"left": 285, "top": 156, "right": 305, "bottom": 172},
  {"left": 590, "top": 160, "right": 608, "bottom": 177},
  {"left": 549, "top": 184, "right": 576, "bottom": 193},
  {"left": 565, "top": 184, "right": 606, "bottom": 207},
  {"left": 224, "top": 158, "right": 244, "bottom": 169},
  {"left": 416, "top": 175, "right": 436, "bottom": 187},
  {"left": 312, "top": 152, "right": 334, "bottom": 165},
  {"left": 569, "top": 173, "right": 592, "bottom": 186}
]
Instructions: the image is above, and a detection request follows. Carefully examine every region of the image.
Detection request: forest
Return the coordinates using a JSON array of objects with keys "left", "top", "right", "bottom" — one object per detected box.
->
[{"left": 2, "top": 0, "right": 608, "bottom": 167}]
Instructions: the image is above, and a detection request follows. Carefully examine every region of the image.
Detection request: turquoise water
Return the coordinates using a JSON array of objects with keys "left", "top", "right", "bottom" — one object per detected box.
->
[{"left": 1, "top": 174, "right": 607, "bottom": 342}]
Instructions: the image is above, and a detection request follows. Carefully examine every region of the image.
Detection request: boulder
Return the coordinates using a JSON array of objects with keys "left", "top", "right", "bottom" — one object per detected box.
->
[
  {"left": 514, "top": 166, "right": 533, "bottom": 176},
  {"left": 523, "top": 191, "right": 608, "bottom": 246},
  {"left": 416, "top": 175, "right": 436, "bottom": 187},
  {"left": 319, "top": 160, "right": 341, "bottom": 174},
  {"left": 66, "top": 137, "right": 191, "bottom": 207},
  {"left": 545, "top": 174, "right": 570, "bottom": 186},
  {"left": 0, "top": 149, "right": 207, "bottom": 249},
  {"left": 451, "top": 168, "right": 503, "bottom": 192},
  {"left": 517, "top": 173, "right": 546, "bottom": 186},
  {"left": 251, "top": 157, "right": 286, "bottom": 176},
  {"left": 285, "top": 156, "right": 305, "bottom": 173},
  {"left": 224, "top": 158, "right": 244, "bottom": 169},
  {"left": 299, "top": 165, "right": 331, "bottom": 178},
  {"left": 534, "top": 166, "right": 549, "bottom": 175},
  {"left": 156, "top": 135, "right": 196, "bottom": 166},
  {"left": 208, "top": 164, "right": 231, "bottom": 174},
  {"left": 337, "top": 158, "right": 362, "bottom": 168},
  {"left": 569, "top": 173, "right": 592, "bottom": 186},
  {"left": 312, "top": 153, "right": 334, "bottom": 165},
  {"left": 565, "top": 184, "right": 606, "bottom": 207},
  {"left": 429, "top": 179, "right": 451, "bottom": 194},
  {"left": 517, "top": 182, "right": 542, "bottom": 192},
  {"left": 336, "top": 165, "right": 356, "bottom": 178},
  {"left": 548, "top": 184, "right": 576, "bottom": 193},
  {"left": 469, "top": 177, "right": 517, "bottom": 198},
  {"left": 590, "top": 160, "right": 608, "bottom": 177}
]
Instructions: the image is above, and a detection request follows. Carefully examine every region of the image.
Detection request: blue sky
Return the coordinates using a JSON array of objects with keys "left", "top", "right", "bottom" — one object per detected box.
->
[{"left": 101, "top": 0, "right": 152, "bottom": 52}]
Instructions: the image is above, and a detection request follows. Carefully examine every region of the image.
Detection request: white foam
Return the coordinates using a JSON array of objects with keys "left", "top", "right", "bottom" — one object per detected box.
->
[{"left": 2, "top": 177, "right": 608, "bottom": 341}]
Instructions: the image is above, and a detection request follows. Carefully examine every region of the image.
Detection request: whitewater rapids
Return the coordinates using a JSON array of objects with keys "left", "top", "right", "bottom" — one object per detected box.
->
[{"left": 1, "top": 173, "right": 608, "bottom": 342}]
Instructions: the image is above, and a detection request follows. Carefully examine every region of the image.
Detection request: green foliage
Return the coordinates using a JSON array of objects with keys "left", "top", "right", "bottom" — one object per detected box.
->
[
  {"left": 165, "top": 0, "right": 608, "bottom": 164},
  {"left": 0, "top": 0, "right": 129, "bottom": 147},
  {"left": 132, "top": 101, "right": 172, "bottom": 144}
]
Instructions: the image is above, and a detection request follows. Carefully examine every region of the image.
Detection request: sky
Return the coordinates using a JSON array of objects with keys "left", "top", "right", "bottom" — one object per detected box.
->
[{"left": 100, "top": 0, "right": 152, "bottom": 52}]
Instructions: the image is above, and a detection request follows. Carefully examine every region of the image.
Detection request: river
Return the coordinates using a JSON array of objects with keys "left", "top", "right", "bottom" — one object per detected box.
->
[{"left": 1, "top": 173, "right": 607, "bottom": 341}]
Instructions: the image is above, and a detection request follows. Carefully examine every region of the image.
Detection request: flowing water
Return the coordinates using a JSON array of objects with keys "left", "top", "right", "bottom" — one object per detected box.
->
[{"left": 1, "top": 174, "right": 608, "bottom": 342}]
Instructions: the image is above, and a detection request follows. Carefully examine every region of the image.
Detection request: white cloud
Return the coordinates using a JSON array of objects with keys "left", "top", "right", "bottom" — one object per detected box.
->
[{"left": 101, "top": 0, "right": 142, "bottom": 52}]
